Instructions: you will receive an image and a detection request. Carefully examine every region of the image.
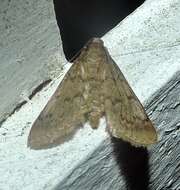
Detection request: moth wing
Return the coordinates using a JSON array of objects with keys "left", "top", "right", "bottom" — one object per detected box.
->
[
  {"left": 104, "top": 56, "right": 157, "bottom": 146},
  {"left": 28, "top": 62, "right": 86, "bottom": 149}
]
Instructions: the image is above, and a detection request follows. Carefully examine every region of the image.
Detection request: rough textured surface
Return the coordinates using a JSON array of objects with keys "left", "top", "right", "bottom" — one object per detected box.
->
[
  {"left": 147, "top": 72, "right": 180, "bottom": 190},
  {"left": 0, "top": 0, "right": 65, "bottom": 125},
  {"left": 0, "top": 0, "right": 179, "bottom": 189}
]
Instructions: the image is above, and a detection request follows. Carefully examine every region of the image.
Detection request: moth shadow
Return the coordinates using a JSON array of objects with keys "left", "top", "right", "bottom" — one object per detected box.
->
[
  {"left": 111, "top": 137, "right": 150, "bottom": 190},
  {"left": 53, "top": 0, "right": 146, "bottom": 60}
]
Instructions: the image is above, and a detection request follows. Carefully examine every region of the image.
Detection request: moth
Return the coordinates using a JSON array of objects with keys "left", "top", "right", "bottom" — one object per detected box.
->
[{"left": 28, "top": 38, "right": 157, "bottom": 149}]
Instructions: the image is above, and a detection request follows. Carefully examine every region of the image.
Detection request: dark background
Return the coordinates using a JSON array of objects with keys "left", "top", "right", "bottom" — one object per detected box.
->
[{"left": 53, "top": 0, "right": 145, "bottom": 60}]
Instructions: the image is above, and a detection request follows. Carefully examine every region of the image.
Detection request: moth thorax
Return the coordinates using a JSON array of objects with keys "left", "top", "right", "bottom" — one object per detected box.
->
[
  {"left": 88, "top": 111, "right": 102, "bottom": 129},
  {"left": 86, "top": 64, "right": 100, "bottom": 78}
]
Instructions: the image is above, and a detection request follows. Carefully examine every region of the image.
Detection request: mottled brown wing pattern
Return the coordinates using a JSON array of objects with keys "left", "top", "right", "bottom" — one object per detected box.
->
[
  {"left": 104, "top": 55, "right": 157, "bottom": 146},
  {"left": 28, "top": 38, "right": 157, "bottom": 149},
  {"left": 28, "top": 62, "right": 87, "bottom": 149}
]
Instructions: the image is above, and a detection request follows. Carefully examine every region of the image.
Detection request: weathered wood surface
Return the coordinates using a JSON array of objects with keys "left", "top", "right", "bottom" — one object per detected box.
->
[
  {"left": 54, "top": 72, "right": 180, "bottom": 190},
  {"left": 148, "top": 72, "right": 180, "bottom": 190}
]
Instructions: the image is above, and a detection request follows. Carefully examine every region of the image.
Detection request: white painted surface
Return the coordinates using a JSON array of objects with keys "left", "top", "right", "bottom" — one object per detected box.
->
[
  {"left": 0, "top": 0, "right": 180, "bottom": 189},
  {"left": 0, "top": 0, "right": 65, "bottom": 123},
  {"left": 103, "top": 0, "right": 180, "bottom": 102}
]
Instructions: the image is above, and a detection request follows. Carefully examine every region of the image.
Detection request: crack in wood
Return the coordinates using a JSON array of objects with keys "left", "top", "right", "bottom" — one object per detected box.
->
[{"left": 0, "top": 79, "right": 52, "bottom": 128}]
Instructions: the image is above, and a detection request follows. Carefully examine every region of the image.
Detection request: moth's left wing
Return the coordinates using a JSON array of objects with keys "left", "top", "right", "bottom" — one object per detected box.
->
[
  {"left": 104, "top": 55, "right": 157, "bottom": 146},
  {"left": 28, "top": 62, "right": 87, "bottom": 149}
]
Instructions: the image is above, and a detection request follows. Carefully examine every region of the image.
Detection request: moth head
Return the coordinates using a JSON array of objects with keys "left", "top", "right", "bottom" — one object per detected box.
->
[{"left": 74, "top": 38, "right": 108, "bottom": 66}]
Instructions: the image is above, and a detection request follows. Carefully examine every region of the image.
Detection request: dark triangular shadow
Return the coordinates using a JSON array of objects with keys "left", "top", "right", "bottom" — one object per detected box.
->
[
  {"left": 53, "top": 0, "right": 146, "bottom": 60},
  {"left": 111, "top": 137, "right": 150, "bottom": 190}
]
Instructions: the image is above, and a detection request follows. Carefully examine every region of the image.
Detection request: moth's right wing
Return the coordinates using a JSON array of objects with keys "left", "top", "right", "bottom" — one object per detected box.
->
[
  {"left": 104, "top": 56, "right": 157, "bottom": 146},
  {"left": 28, "top": 62, "right": 87, "bottom": 149}
]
